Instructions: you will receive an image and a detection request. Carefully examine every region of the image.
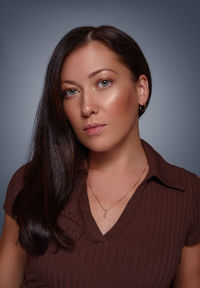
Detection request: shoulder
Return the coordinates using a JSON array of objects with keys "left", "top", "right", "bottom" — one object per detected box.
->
[
  {"left": 169, "top": 164, "right": 200, "bottom": 245},
  {"left": 166, "top": 162, "right": 199, "bottom": 202},
  {"left": 7, "top": 164, "right": 27, "bottom": 191},
  {"left": 141, "top": 139, "right": 199, "bottom": 191},
  {"left": 3, "top": 164, "right": 28, "bottom": 219},
  {"left": 170, "top": 163, "right": 199, "bottom": 190}
]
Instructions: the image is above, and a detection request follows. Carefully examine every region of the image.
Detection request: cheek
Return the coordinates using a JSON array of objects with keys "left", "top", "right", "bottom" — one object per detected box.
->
[
  {"left": 63, "top": 102, "right": 78, "bottom": 128},
  {"left": 106, "top": 87, "right": 138, "bottom": 119}
]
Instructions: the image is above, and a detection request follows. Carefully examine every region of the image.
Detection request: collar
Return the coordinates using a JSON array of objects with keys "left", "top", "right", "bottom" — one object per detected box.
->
[{"left": 141, "top": 139, "right": 185, "bottom": 191}]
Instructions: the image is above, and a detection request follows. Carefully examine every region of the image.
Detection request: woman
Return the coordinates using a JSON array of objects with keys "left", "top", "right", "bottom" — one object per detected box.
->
[{"left": 0, "top": 25, "right": 199, "bottom": 288}]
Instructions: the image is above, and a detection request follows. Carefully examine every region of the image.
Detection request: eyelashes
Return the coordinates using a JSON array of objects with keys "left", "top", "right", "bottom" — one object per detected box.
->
[
  {"left": 97, "top": 79, "right": 112, "bottom": 88},
  {"left": 62, "top": 79, "right": 113, "bottom": 98},
  {"left": 64, "top": 88, "right": 79, "bottom": 97}
]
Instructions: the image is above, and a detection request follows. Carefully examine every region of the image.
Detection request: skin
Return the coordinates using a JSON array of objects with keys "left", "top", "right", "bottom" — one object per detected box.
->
[
  {"left": 0, "top": 214, "right": 27, "bottom": 287},
  {"left": 61, "top": 40, "right": 150, "bottom": 238},
  {"left": 0, "top": 40, "right": 199, "bottom": 287},
  {"left": 61, "top": 41, "right": 149, "bottom": 173},
  {"left": 173, "top": 244, "right": 200, "bottom": 287},
  {"left": 61, "top": 40, "right": 200, "bottom": 287}
]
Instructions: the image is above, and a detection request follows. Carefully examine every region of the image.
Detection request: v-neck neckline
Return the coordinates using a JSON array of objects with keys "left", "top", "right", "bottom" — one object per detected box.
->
[{"left": 79, "top": 171, "right": 152, "bottom": 242}]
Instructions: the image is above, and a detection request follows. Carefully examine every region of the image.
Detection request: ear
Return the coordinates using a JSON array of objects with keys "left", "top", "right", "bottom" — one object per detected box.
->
[{"left": 136, "top": 75, "right": 149, "bottom": 106}]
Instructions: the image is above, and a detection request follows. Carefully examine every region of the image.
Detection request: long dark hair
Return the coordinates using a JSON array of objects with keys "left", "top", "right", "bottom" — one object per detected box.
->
[{"left": 13, "top": 25, "right": 152, "bottom": 255}]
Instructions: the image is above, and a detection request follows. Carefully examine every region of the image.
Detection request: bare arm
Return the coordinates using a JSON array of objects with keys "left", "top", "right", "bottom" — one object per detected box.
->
[
  {"left": 0, "top": 214, "right": 27, "bottom": 288},
  {"left": 173, "top": 244, "right": 200, "bottom": 288}
]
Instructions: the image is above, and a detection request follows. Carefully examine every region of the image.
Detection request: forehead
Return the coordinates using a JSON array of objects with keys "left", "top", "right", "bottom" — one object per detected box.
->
[{"left": 60, "top": 41, "right": 129, "bottom": 80}]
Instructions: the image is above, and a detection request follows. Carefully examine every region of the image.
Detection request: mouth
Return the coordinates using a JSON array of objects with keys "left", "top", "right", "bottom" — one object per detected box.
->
[{"left": 83, "top": 123, "right": 107, "bottom": 135}]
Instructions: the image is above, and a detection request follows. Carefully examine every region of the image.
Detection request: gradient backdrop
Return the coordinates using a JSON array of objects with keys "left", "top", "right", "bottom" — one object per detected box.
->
[{"left": 1, "top": 0, "right": 200, "bottom": 233}]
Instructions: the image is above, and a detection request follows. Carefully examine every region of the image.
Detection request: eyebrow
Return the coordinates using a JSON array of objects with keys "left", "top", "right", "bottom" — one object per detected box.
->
[{"left": 61, "top": 68, "right": 118, "bottom": 85}]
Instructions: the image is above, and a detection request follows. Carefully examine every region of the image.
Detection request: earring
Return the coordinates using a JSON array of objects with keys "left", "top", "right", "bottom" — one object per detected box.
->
[{"left": 139, "top": 104, "right": 146, "bottom": 113}]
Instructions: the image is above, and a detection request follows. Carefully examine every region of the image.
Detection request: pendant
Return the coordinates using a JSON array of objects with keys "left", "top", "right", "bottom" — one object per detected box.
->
[{"left": 104, "top": 210, "right": 108, "bottom": 218}]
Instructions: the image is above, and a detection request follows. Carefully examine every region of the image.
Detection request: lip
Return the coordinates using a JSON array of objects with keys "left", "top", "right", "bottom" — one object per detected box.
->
[{"left": 83, "top": 123, "right": 107, "bottom": 135}]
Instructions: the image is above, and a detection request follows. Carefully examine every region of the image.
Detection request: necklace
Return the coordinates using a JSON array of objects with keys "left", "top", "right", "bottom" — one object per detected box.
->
[{"left": 87, "top": 162, "right": 148, "bottom": 219}]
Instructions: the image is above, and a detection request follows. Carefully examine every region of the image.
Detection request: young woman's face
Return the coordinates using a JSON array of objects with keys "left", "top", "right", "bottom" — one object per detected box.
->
[{"left": 61, "top": 41, "right": 148, "bottom": 152}]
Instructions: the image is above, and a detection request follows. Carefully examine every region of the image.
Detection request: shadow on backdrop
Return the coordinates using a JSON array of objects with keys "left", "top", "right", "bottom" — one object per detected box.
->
[{"left": 0, "top": 0, "right": 200, "bottom": 232}]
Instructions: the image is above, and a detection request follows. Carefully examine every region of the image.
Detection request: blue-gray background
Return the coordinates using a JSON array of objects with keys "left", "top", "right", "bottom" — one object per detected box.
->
[{"left": 1, "top": 0, "right": 200, "bottom": 233}]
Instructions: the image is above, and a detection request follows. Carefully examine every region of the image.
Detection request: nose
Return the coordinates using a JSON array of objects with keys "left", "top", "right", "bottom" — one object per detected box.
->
[{"left": 81, "top": 91, "right": 99, "bottom": 117}]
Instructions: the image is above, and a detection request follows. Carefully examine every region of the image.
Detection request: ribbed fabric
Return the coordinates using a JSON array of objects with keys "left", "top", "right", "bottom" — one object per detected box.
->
[{"left": 3, "top": 139, "right": 200, "bottom": 288}]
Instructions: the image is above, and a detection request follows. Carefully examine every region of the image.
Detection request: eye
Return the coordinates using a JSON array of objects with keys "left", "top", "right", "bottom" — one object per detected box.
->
[
  {"left": 97, "top": 79, "right": 112, "bottom": 88},
  {"left": 63, "top": 88, "right": 79, "bottom": 98}
]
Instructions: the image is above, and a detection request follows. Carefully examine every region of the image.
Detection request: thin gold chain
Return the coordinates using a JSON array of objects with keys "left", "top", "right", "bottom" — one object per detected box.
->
[{"left": 87, "top": 162, "right": 148, "bottom": 218}]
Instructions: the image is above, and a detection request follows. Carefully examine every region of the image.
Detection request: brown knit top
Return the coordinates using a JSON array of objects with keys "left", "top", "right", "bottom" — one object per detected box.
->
[{"left": 3, "top": 139, "right": 200, "bottom": 288}]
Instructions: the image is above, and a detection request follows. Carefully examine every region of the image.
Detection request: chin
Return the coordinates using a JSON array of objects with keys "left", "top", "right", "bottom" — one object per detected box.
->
[
  {"left": 85, "top": 144, "right": 111, "bottom": 153},
  {"left": 80, "top": 139, "right": 114, "bottom": 153}
]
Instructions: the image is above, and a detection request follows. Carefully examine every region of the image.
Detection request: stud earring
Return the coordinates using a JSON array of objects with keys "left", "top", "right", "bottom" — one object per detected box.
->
[{"left": 139, "top": 104, "right": 146, "bottom": 113}]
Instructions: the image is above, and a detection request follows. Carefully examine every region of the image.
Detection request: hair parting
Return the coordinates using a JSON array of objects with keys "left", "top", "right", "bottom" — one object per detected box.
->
[{"left": 13, "top": 25, "right": 152, "bottom": 255}]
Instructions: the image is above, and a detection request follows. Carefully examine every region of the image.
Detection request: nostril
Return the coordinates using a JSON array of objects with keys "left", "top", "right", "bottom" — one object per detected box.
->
[
  {"left": 81, "top": 107, "right": 92, "bottom": 117},
  {"left": 81, "top": 105, "right": 98, "bottom": 117}
]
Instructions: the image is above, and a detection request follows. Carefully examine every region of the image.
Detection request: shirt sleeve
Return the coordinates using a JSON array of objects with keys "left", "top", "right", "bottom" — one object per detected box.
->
[
  {"left": 184, "top": 176, "right": 200, "bottom": 246},
  {"left": 3, "top": 165, "right": 26, "bottom": 220}
]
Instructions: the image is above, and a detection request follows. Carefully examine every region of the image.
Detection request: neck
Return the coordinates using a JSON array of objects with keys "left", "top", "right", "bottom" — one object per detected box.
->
[{"left": 88, "top": 133, "right": 147, "bottom": 175}]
